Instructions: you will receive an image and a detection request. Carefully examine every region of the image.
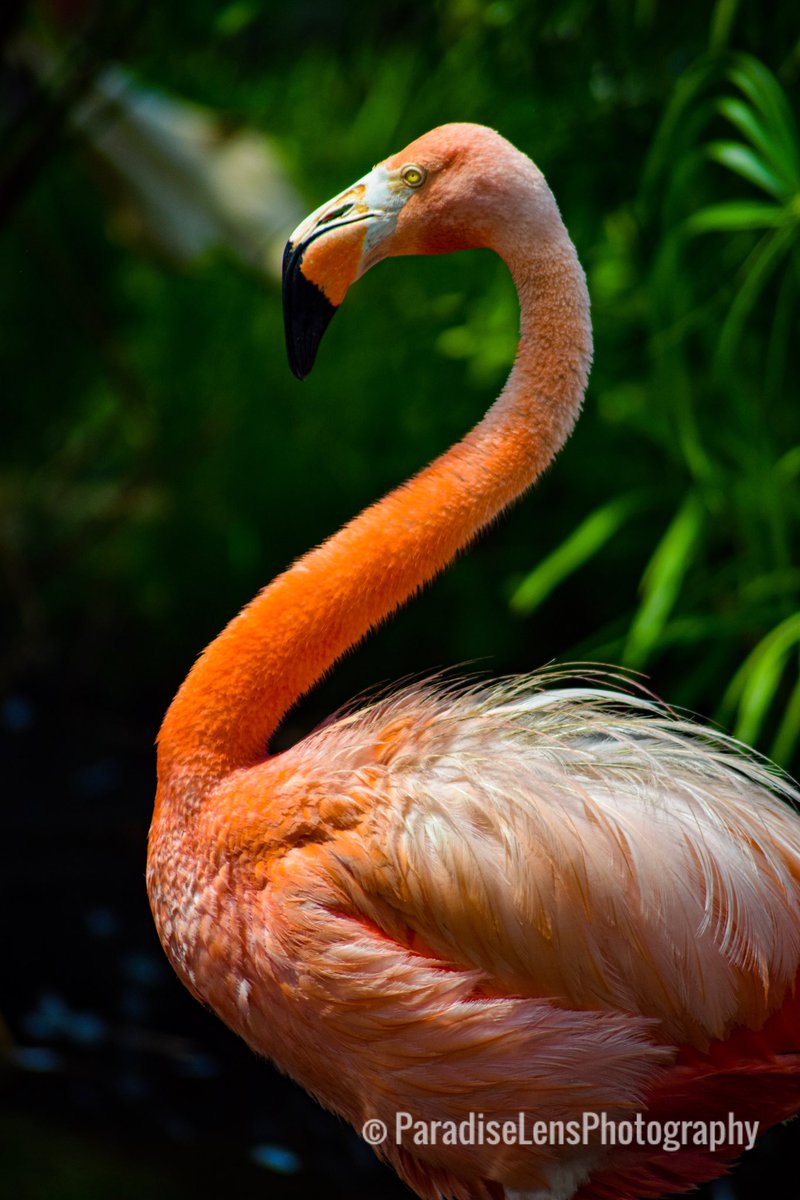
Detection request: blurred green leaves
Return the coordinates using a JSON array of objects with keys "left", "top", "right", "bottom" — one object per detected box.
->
[
  {"left": 723, "top": 614, "right": 800, "bottom": 763},
  {"left": 651, "top": 52, "right": 800, "bottom": 382},
  {"left": 641, "top": 48, "right": 800, "bottom": 760},
  {"left": 510, "top": 493, "right": 644, "bottom": 617},
  {"left": 622, "top": 494, "right": 705, "bottom": 671}
]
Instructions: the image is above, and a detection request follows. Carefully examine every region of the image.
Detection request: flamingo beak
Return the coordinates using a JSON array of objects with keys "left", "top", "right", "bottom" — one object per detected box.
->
[
  {"left": 282, "top": 165, "right": 410, "bottom": 380},
  {"left": 281, "top": 198, "right": 364, "bottom": 381},
  {"left": 282, "top": 239, "right": 338, "bottom": 382}
]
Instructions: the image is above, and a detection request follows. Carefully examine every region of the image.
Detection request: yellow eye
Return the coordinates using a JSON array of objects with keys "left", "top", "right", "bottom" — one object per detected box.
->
[{"left": 401, "top": 163, "right": 427, "bottom": 188}]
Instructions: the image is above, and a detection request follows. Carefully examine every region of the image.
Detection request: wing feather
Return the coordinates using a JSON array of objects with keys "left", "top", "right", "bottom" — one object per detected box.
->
[{"left": 285, "top": 672, "right": 800, "bottom": 1045}]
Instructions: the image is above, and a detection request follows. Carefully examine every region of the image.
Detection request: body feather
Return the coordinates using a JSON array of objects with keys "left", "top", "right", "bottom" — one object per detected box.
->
[
  {"left": 150, "top": 672, "right": 800, "bottom": 1200},
  {"left": 289, "top": 672, "right": 800, "bottom": 1045}
]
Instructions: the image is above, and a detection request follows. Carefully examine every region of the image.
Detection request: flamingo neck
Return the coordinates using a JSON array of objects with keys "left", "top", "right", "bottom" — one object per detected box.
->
[{"left": 156, "top": 223, "right": 591, "bottom": 798}]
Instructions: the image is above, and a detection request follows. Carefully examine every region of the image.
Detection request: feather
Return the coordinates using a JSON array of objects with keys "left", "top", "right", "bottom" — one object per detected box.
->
[{"left": 283, "top": 668, "right": 800, "bottom": 1045}]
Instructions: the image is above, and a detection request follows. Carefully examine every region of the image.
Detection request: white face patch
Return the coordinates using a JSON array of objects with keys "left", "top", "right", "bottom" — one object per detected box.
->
[
  {"left": 287, "top": 164, "right": 414, "bottom": 277},
  {"left": 355, "top": 165, "right": 413, "bottom": 266}
]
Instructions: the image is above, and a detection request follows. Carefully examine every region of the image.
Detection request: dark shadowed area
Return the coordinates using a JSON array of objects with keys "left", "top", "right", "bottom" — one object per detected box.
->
[{"left": 2, "top": 0, "right": 799, "bottom": 1196}]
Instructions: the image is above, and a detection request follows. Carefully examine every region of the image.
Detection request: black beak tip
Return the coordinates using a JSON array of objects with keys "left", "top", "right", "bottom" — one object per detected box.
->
[{"left": 282, "top": 239, "right": 338, "bottom": 381}]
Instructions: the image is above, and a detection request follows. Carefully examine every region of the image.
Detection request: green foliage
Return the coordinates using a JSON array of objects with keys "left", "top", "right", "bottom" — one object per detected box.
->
[
  {"left": 623, "top": 494, "right": 706, "bottom": 671},
  {"left": 636, "top": 43, "right": 800, "bottom": 764},
  {"left": 722, "top": 613, "right": 800, "bottom": 761},
  {"left": 1, "top": 0, "right": 798, "bottom": 771},
  {"left": 510, "top": 493, "right": 645, "bottom": 617}
]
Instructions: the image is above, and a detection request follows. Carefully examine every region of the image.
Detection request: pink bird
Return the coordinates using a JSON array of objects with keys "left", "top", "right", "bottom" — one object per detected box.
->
[{"left": 148, "top": 124, "right": 800, "bottom": 1200}]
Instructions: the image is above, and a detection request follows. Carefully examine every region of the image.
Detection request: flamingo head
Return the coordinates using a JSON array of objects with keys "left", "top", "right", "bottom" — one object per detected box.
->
[{"left": 282, "top": 123, "right": 553, "bottom": 379}]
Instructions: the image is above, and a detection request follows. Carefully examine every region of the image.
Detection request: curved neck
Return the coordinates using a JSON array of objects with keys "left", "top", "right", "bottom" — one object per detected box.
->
[{"left": 157, "top": 229, "right": 591, "bottom": 795}]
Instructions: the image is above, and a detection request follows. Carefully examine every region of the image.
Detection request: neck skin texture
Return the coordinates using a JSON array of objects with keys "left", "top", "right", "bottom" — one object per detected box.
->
[{"left": 156, "top": 202, "right": 592, "bottom": 800}]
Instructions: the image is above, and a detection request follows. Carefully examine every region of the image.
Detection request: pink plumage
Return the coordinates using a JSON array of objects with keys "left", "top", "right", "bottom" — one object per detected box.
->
[{"left": 148, "top": 125, "right": 800, "bottom": 1200}]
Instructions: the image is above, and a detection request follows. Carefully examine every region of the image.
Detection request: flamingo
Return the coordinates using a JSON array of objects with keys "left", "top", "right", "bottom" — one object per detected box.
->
[{"left": 147, "top": 124, "right": 800, "bottom": 1200}]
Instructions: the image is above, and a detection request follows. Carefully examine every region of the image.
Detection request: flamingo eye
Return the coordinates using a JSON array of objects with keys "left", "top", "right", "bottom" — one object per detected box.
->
[{"left": 400, "top": 164, "right": 427, "bottom": 188}]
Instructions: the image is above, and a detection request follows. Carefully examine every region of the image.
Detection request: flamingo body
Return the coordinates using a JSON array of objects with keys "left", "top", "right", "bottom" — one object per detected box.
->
[{"left": 148, "top": 125, "right": 800, "bottom": 1200}]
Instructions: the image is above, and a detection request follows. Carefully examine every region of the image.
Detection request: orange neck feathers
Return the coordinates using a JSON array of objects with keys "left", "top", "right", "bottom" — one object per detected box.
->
[{"left": 156, "top": 189, "right": 592, "bottom": 800}]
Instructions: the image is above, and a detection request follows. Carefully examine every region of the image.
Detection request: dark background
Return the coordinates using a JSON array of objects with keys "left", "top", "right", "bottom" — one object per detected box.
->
[{"left": 2, "top": 1, "right": 799, "bottom": 1197}]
